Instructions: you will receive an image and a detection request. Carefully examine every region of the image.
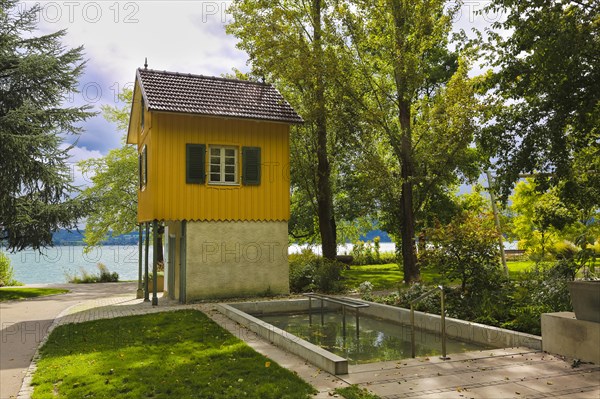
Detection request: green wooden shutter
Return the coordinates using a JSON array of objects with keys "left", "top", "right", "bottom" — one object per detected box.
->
[
  {"left": 142, "top": 146, "right": 148, "bottom": 187},
  {"left": 186, "top": 144, "right": 206, "bottom": 184},
  {"left": 242, "top": 147, "right": 261, "bottom": 185},
  {"left": 138, "top": 152, "right": 142, "bottom": 189}
]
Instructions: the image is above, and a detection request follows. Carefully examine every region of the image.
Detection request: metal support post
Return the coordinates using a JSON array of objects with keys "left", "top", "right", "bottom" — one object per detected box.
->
[
  {"left": 152, "top": 220, "right": 158, "bottom": 306},
  {"left": 144, "top": 222, "right": 150, "bottom": 302},
  {"left": 136, "top": 224, "right": 143, "bottom": 299}
]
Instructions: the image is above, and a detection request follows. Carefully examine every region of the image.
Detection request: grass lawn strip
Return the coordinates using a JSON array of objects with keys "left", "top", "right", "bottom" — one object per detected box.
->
[
  {"left": 31, "top": 309, "right": 316, "bottom": 399},
  {"left": 342, "top": 260, "right": 537, "bottom": 290},
  {"left": 0, "top": 288, "right": 69, "bottom": 302},
  {"left": 335, "top": 385, "right": 382, "bottom": 399}
]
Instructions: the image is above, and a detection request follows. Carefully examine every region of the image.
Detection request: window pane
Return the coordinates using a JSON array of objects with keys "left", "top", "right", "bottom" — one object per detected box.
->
[
  {"left": 225, "top": 165, "right": 234, "bottom": 174},
  {"left": 225, "top": 157, "right": 235, "bottom": 165},
  {"left": 225, "top": 149, "right": 235, "bottom": 157},
  {"left": 210, "top": 165, "right": 220, "bottom": 173},
  {"left": 210, "top": 156, "right": 220, "bottom": 164},
  {"left": 210, "top": 173, "right": 220, "bottom": 182},
  {"left": 211, "top": 148, "right": 220, "bottom": 156},
  {"left": 225, "top": 174, "right": 235, "bottom": 182}
]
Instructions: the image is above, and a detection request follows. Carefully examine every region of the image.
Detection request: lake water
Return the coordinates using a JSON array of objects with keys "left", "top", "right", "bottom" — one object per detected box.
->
[
  {"left": 4, "top": 245, "right": 145, "bottom": 284},
  {"left": 3, "top": 243, "right": 397, "bottom": 285}
]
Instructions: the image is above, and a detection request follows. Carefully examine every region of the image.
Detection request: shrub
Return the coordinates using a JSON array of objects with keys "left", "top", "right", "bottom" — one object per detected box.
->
[
  {"left": 422, "top": 210, "right": 502, "bottom": 292},
  {"left": 351, "top": 237, "right": 396, "bottom": 265},
  {"left": 97, "top": 263, "right": 119, "bottom": 282},
  {"left": 313, "top": 259, "right": 345, "bottom": 293},
  {"left": 289, "top": 250, "right": 318, "bottom": 293},
  {"left": 289, "top": 250, "right": 344, "bottom": 293},
  {"left": 67, "top": 263, "right": 119, "bottom": 284},
  {"left": 358, "top": 281, "right": 374, "bottom": 301},
  {"left": 0, "top": 251, "right": 21, "bottom": 287}
]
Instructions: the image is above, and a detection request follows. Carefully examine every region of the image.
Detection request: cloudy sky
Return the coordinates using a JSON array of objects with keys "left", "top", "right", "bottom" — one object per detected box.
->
[{"left": 20, "top": 0, "right": 502, "bottom": 187}]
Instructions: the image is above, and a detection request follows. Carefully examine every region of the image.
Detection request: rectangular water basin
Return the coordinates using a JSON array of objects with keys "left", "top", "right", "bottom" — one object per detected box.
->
[
  {"left": 259, "top": 311, "right": 493, "bottom": 364},
  {"left": 217, "top": 298, "right": 541, "bottom": 375}
]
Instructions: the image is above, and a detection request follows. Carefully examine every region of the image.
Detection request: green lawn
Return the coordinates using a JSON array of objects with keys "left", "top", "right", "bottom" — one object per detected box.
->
[
  {"left": 0, "top": 288, "right": 69, "bottom": 302},
  {"left": 335, "top": 385, "right": 382, "bottom": 399},
  {"left": 32, "top": 310, "right": 316, "bottom": 399},
  {"left": 342, "top": 260, "right": 537, "bottom": 291},
  {"left": 342, "top": 263, "right": 450, "bottom": 290}
]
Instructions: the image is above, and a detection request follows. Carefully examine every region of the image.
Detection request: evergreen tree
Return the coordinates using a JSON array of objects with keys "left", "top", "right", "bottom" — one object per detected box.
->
[{"left": 0, "top": 0, "right": 94, "bottom": 250}]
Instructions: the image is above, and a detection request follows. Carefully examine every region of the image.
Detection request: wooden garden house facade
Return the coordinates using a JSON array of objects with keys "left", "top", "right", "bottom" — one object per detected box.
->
[{"left": 127, "top": 68, "right": 302, "bottom": 303}]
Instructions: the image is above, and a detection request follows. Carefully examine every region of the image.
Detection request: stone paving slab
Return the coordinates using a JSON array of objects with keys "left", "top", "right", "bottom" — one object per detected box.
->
[{"left": 342, "top": 349, "right": 600, "bottom": 398}]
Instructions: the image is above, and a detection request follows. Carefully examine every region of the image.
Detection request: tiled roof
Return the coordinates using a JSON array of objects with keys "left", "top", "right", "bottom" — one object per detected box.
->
[{"left": 136, "top": 68, "right": 303, "bottom": 124}]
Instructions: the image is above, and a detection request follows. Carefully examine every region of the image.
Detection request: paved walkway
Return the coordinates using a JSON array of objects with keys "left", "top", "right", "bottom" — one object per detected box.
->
[
  {"left": 0, "top": 283, "right": 138, "bottom": 399},
  {"left": 343, "top": 349, "right": 600, "bottom": 398},
  {"left": 2, "top": 285, "right": 600, "bottom": 399}
]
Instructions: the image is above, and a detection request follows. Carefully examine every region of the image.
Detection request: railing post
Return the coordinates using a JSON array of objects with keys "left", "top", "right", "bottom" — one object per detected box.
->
[
  {"left": 342, "top": 306, "right": 346, "bottom": 338},
  {"left": 440, "top": 288, "right": 449, "bottom": 360},
  {"left": 308, "top": 296, "right": 312, "bottom": 325},
  {"left": 410, "top": 304, "right": 416, "bottom": 358},
  {"left": 356, "top": 308, "right": 360, "bottom": 338},
  {"left": 320, "top": 298, "right": 324, "bottom": 325},
  {"left": 409, "top": 285, "right": 449, "bottom": 360}
]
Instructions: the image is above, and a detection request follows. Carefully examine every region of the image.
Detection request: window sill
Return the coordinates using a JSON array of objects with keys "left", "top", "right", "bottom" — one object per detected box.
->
[{"left": 207, "top": 182, "right": 240, "bottom": 187}]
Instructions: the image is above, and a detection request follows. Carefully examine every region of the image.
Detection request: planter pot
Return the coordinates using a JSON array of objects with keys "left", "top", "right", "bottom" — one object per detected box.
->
[
  {"left": 147, "top": 275, "right": 164, "bottom": 292},
  {"left": 567, "top": 280, "right": 600, "bottom": 323}
]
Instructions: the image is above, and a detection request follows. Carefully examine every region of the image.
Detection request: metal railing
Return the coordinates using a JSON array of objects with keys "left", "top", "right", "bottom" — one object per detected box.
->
[
  {"left": 304, "top": 293, "right": 369, "bottom": 337},
  {"left": 409, "top": 285, "right": 450, "bottom": 360}
]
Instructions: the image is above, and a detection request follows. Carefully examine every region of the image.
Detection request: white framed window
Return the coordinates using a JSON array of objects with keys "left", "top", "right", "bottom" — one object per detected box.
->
[{"left": 209, "top": 146, "right": 238, "bottom": 184}]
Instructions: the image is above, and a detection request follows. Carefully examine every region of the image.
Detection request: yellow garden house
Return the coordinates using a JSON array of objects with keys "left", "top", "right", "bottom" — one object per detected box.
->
[{"left": 127, "top": 67, "right": 302, "bottom": 303}]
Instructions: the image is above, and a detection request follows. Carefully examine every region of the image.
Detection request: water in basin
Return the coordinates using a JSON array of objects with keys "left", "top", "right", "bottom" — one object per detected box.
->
[{"left": 258, "top": 311, "right": 494, "bottom": 364}]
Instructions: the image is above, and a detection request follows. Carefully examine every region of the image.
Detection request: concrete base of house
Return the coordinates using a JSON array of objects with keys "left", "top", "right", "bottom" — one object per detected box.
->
[
  {"left": 541, "top": 312, "right": 600, "bottom": 364},
  {"left": 184, "top": 220, "right": 289, "bottom": 301}
]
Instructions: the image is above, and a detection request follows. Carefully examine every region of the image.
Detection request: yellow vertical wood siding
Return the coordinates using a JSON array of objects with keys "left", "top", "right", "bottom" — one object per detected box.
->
[{"left": 137, "top": 112, "right": 290, "bottom": 222}]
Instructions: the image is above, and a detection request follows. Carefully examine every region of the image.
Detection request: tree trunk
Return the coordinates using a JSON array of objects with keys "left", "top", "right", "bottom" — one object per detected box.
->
[
  {"left": 313, "top": 0, "right": 337, "bottom": 260},
  {"left": 398, "top": 101, "right": 420, "bottom": 283},
  {"left": 390, "top": 0, "right": 419, "bottom": 283}
]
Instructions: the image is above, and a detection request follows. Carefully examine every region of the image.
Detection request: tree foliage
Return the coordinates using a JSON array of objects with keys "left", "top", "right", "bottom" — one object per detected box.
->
[
  {"left": 423, "top": 194, "right": 501, "bottom": 291},
  {"left": 227, "top": 0, "right": 366, "bottom": 258},
  {"left": 336, "top": 1, "right": 484, "bottom": 282},
  {"left": 78, "top": 90, "right": 138, "bottom": 248},
  {"left": 479, "top": 0, "right": 600, "bottom": 201},
  {"left": 0, "top": 0, "right": 94, "bottom": 250},
  {"left": 509, "top": 179, "right": 599, "bottom": 272}
]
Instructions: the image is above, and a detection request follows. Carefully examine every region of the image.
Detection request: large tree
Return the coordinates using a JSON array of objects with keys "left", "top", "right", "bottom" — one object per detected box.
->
[
  {"left": 479, "top": 0, "right": 599, "bottom": 201},
  {"left": 337, "top": 0, "right": 483, "bottom": 282},
  {"left": 227, "top": 0, "right": 347, "bottom": 259},
  {"left": 0, "top": 0, "right": 93, "bottom": 251}
]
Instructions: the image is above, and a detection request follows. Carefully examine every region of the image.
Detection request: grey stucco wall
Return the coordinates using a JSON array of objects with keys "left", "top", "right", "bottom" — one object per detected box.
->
[{"left": 185, "top": 220, "right": 289, "bottom": 300}]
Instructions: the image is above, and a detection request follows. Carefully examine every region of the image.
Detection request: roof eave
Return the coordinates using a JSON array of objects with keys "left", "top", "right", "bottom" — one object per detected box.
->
[{"left": 146, "top": 107, "right": 304, "bottom": 125}]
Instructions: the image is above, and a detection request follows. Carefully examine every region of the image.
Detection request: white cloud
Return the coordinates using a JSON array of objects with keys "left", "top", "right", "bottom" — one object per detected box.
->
[
  {"left": 16, "top": 0, "right": 248, "bottom": 166},
  {"left": 60, "top": 144, "right": 103, "bottom": 190},
  {"left": 16, "top": 0, "right": 501, "bottom": 166}
]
